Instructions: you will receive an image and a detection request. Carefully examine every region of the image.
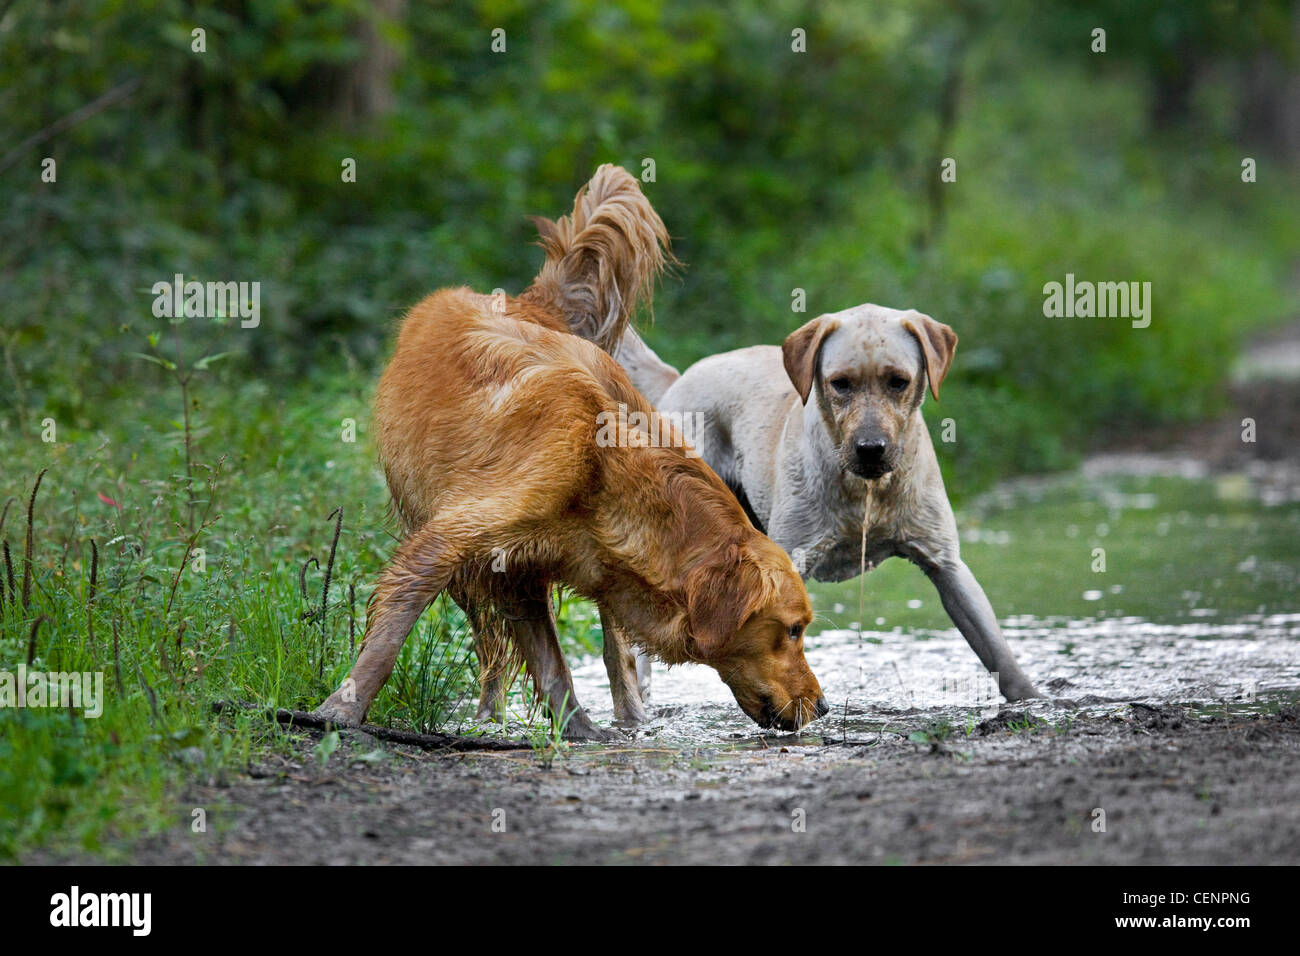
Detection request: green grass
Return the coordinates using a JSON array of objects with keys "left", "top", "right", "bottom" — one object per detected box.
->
[{"left": 0, "top": 369, "right": 600, "bottom": 860}]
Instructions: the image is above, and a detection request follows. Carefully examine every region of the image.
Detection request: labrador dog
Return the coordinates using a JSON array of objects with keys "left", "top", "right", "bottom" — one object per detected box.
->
[
  {"left": 611, "top": 302, "right": 1041, "bottom": 702},
  {"left": 314, "top": 166, "right": 828, "bottom": 739}
]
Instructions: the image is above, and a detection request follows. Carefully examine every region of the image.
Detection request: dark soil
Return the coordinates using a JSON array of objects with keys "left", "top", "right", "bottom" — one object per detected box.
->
[{"left": 68, "top": 703, "right": 1300, "bottom": 865}]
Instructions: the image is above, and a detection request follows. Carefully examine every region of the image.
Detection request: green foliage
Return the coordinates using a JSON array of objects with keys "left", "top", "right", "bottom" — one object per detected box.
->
[
  {"left": 0, "top": 0, "right": 1297, "bottom": 858},
  {"left": 4, "top": 0, "right": 1295, "bottom": 495},
  {"left": 365, "top": 596, "right": 477, "bottom": 735}
]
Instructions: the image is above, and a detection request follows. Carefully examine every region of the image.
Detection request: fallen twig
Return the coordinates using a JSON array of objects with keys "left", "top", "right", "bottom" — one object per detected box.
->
[{"left": 210, "top": 700, "right": 533, "bottom": 752}]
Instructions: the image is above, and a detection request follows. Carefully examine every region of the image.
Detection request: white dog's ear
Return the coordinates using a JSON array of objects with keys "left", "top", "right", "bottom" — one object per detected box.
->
[
  {"left": 902, "top": 313, "right": 958, "bottom": 400},
  {"left": 782, "top": 315, "right": 839, "bottom": 404}
]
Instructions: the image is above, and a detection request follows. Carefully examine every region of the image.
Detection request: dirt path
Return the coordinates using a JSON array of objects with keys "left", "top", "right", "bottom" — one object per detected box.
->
[
  {"left": 103, "top": 703, "right": 1299, "bottom": 865},
  {"left": 1100, "top": 317, "right": 1300, "bottom": 474}
]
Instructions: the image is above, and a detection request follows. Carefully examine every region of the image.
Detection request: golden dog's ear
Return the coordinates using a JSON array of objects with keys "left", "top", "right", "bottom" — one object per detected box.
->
[
  {"left": 684, "top": 548, "right": 766, "bottom": 660},
  {"left": 902, "top": 312, "right": 958, "bottom": 400},
  {"left": 782, "top": 315, "right": 839, "bottom": 404}
]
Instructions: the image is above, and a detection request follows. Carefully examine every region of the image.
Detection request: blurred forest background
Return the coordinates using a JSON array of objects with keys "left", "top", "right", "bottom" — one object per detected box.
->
[
  {"left": 4, "top": 0, "right": 1298, "bottom": 490},
  {"left": 2, "top": 0, "right": 1300, "bottom": 858}
]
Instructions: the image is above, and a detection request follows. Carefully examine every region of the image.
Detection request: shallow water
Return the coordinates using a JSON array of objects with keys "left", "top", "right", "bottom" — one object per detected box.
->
[
  {"left": 565, "top": 468, "right": 1300, "bottom": 745},
  {"left": 570, "top": 614, "right": 1300, "bottom": 744}
]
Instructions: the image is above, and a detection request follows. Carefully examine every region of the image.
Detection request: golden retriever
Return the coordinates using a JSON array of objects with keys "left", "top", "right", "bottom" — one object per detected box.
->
[{"left": 314, "top": 166, "right": 827, "bottom": 739}]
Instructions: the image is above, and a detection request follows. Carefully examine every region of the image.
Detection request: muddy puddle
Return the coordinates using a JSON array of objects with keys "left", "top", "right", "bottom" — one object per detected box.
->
[
  {"left": 566, "top": 614, "right": 1300, "bottom": 748},
  {"left": 542, "top": 466, "right": 1300, "bottom": 749}
]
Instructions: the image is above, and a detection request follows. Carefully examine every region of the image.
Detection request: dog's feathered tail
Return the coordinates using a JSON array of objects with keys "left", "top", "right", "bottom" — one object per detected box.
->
[{"left": 521, "top": 164, "right": 675, "bottom": 354}]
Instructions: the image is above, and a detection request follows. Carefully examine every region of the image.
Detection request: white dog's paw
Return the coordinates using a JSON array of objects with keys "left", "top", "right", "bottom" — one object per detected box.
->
[{"left": 1001, "top": 679, "right": 1043, "bottom": 702}]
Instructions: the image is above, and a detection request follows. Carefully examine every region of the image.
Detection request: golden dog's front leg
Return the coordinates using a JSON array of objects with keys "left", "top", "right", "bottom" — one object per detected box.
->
[
  {"left": 508, "top": 591, "right": 622, "bottom": 742},
  {"left": 599, "top": 608, "right": 648, "bottom": 724}
]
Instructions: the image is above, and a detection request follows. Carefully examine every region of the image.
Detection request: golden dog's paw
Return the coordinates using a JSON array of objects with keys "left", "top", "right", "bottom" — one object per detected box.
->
[
  {"left": 313, "top": 697, "right": 364, "bottom": 728},
  {"left": 562, "top": 719, "right": 626, "bottom": 743}
]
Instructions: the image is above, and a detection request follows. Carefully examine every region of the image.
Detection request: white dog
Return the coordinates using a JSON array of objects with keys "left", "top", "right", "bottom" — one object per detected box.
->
[{"left": 610, "top": 303, "right": 1040, "bottom": 703}]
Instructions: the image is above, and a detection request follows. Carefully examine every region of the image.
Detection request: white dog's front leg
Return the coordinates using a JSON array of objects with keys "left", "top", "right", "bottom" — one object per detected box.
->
[{"left": 927, "top": 560, "right": 1040, "bottom": 701}]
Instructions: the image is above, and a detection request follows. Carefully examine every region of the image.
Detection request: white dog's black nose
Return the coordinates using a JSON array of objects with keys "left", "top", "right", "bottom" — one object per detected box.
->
[{"left": 853, "top": 438, "right": 888, "bottom": 470}]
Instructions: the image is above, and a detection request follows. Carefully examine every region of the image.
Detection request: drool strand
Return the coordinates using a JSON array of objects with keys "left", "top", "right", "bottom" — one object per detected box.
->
[{"left": 858, "top": 482, "right": 872, "bottom": 640}]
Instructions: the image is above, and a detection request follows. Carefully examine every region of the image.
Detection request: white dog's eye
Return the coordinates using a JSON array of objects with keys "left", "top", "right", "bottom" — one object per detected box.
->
[
  {"left": 829, "top": 377, "right": 852, "bottom": 395},
  {"left": 887, "top": 375, "right": 910, "bottom": 392}
]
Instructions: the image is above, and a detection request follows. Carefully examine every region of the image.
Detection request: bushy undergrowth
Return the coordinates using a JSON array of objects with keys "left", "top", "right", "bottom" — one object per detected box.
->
[{"left": 0, "top": 363, "right": 601, "bottom": 858}]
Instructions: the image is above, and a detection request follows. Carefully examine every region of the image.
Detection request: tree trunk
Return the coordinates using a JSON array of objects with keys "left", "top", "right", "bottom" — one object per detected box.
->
[
  {"left": 1239, "top": 2, "right": 1300, "bottom": 166},
  {"left": 342, "top": 0, "right": 406, "bottom": 127}
]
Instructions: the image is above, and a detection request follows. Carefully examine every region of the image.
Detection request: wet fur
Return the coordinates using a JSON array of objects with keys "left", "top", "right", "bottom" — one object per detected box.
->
[{"left": 314, "top": 166, "right": 824, "bottom": 738}]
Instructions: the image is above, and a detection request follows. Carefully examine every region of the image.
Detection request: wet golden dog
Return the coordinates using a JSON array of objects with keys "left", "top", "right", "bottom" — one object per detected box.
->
[{"left": 314, "top": 166, "right": 827, "bottom": 739}]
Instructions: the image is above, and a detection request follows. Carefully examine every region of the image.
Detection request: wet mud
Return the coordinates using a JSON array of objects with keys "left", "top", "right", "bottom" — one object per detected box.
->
[
  {"left": 94, "top": 694, "right": 1299, "bottom": 865},
  {"left": 61, "top": 615, "right": 1300, "bottom": 865}
]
